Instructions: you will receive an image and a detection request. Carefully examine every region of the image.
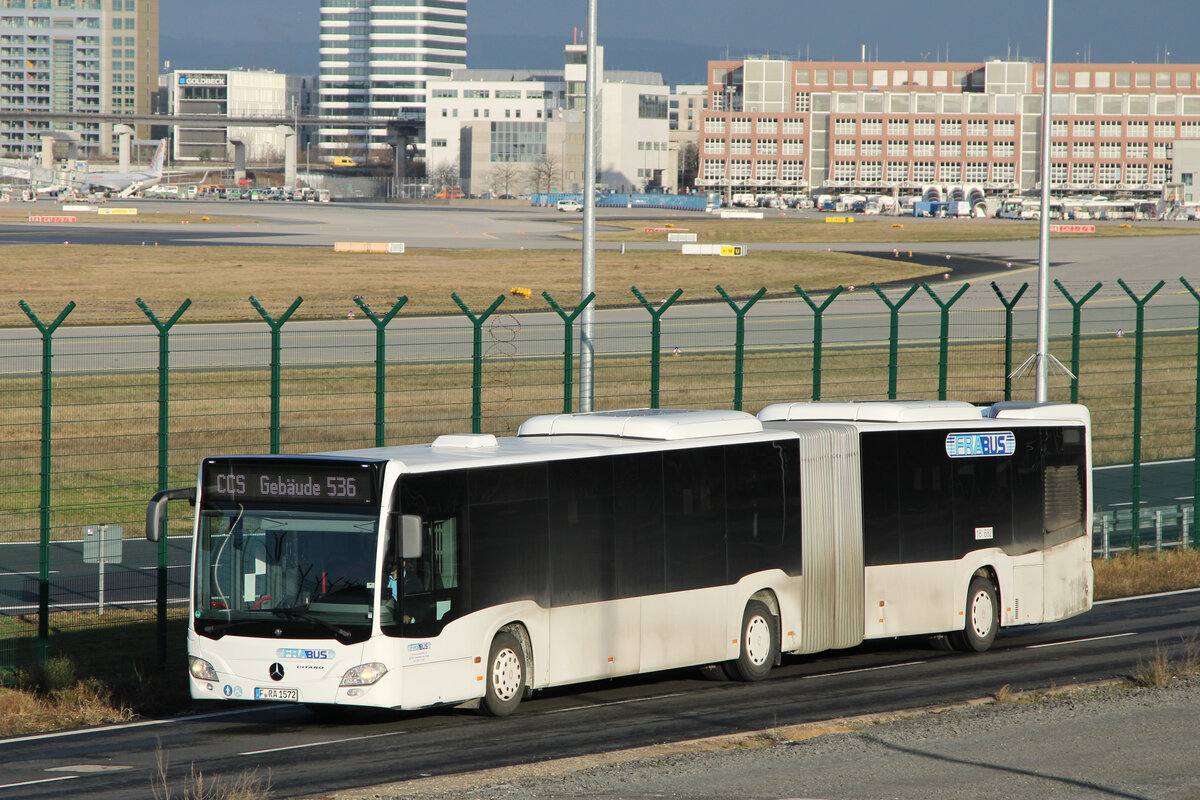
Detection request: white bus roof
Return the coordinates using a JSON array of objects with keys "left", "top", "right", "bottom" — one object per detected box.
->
[
  {"left": 517, "top": 408, "right": 763, "bottom": 440},
  {"left": 757, "top": 400, "right": 983, "bottom": 424}
]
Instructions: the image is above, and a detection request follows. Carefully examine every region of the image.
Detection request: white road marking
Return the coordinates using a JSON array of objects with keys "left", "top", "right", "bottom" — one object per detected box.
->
[
  {"left": 0, "top": 706, "right": 268, "bottom": 746},
  {"left": 1027, "top": 632, "right": 1137, "bottom": 649},
  {"left": 1095, "top": 586, "right": 1200, "bottom": 605},
  {"left": 239, "top": 730, "right": 406, "bottom": 756},
  {"left": 802, "top": 660, "right": 926, "bottom": 679},
  {"left": 537, "top": 692, "right": 688, "bottom": 715},
  {"left": 0, "top": 776, "right": 78, "bottom": 790}
]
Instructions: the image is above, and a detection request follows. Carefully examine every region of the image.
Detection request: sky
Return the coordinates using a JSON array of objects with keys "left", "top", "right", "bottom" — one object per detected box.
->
[{"left": 161, "top": 0, "right": 1200, "bottom": 86}]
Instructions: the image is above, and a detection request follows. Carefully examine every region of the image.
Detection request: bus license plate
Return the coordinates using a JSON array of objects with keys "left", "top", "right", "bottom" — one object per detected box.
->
[{"left": 254, "top": 687, "right": 298, "bottom": 701}]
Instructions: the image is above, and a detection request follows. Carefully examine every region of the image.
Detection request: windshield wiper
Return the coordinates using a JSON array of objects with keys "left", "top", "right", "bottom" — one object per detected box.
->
[
  {"left": 200, "top": 618, "right": 268, "bottom": 636},
  {"left": 271, "top": 606, "right": 352, "bottom": 639}
]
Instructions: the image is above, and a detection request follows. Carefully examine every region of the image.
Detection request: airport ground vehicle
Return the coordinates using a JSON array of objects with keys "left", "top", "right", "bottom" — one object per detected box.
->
[
  {"left": 331, "top": 156, "right": 359, "bottom": 167},
  {"left": 147, "top": 401, "right": 1093, "bottom": 717},
  {"left": 555, "top": 199, "right": 583, "bottom": 212}
]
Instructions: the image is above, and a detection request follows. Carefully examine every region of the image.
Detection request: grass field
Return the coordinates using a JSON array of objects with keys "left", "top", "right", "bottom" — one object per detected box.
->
[
  {"left": 589, "top": 216, "right": 1200, "bottom": 244},
  {"left": 0, "top": 243, "right": 946, "bottom": 325}
]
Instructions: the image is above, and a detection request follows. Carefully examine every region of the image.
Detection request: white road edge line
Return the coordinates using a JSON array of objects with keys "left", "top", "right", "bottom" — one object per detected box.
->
[
  {"left": 537, "top": 691, "right": 688, "bottom": 715},
  {"left": 1027, "top": 632, "right": 1138, "bottom": 649},
  {"left": 239, "top": 730, "right": 406, "bottom": 756},
  {"left": 1095, "top": 586, "right": 1200, "bottom": 605},
  {"left": 0, "top": 775, "right": 79, "bottom": 790},
  {"left": 0, "top": 706, "right": 268, "bottom": 746},
  {"left": 803, "top": 660, "right": 926, "bottom": 679}
]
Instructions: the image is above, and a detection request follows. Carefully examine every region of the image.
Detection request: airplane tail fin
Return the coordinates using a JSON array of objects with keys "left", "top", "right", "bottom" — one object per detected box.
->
[{"left": 148, "top": 140, "right": 167, "bottom": 176}]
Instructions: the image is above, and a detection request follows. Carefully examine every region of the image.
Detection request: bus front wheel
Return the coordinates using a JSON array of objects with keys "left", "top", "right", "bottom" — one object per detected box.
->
[
  {"left": 481, "top": 631, "right": 526, "bottom": 716},
  {"left": 949, "top": 576, "right": 999, "bottom": 652},
  {"left": 725, "top": 600, "right": 779, "bottom": 682}
]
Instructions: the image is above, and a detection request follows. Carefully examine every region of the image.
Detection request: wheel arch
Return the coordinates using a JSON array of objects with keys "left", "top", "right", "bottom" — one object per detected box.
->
[
  {"left": 972, "top": 564, "right": 1002, "bottom": 612},
  {"left": 747, "top": 588, "right": 783, "bottom": 667},
  {"left": 496, "top": 620, "right": 534, "bottom": 696}
]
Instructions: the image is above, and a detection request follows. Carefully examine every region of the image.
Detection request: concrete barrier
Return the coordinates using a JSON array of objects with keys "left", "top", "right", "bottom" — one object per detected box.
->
[{"left": 333, "top": 242, "right": 405, "bottom": 254}]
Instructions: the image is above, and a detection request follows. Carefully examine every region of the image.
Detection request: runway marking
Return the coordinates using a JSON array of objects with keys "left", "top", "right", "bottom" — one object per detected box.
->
[
  {"left": 239, "top": 730, "right": 405, "bottom": 756},
  {"left": 1026, "top": 632, "right": 1136, "bottom": 649},
  {"left": 802, "top": 660, "right": 926, "bottom": 679},
  {"left": 0, "top": 776, "right": 78, "bottom": 790}
]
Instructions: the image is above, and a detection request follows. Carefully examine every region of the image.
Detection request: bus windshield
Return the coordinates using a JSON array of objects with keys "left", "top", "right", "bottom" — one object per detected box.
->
[{"left": 195, "top": 504, "right": 380, "bottom": 641}]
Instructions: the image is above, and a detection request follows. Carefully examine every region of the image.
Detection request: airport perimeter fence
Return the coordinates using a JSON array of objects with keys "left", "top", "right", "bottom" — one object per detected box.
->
[{"left": 1, "top": 277, "right": 1199, "bottom": 684}]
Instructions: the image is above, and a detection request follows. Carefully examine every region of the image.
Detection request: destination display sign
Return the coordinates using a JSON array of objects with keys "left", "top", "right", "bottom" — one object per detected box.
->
[
  {"left": 944, "top": 431, "right": 1016, "bottom": 458},
  {"left": 201, "top": 459, "right": 380, "bottom": 506}
]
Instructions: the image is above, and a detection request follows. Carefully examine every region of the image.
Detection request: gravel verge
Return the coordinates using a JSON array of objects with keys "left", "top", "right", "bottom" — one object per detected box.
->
[{"left": 317, "top": 676, "right": 1200, "bottom": 800}]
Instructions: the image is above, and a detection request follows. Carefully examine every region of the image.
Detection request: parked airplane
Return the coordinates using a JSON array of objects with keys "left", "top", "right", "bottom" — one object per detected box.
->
[{"left": 76, "top": 139, "right": 168, "bottom": 196}]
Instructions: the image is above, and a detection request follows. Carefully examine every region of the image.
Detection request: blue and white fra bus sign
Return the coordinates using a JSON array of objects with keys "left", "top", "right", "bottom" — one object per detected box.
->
[{"left": 944, "top": 431, "right": 1016, "bottom": 458}]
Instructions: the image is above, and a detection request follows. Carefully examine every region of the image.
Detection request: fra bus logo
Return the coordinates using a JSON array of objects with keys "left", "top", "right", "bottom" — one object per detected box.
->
[{"left": 944, "top": 431, "right": 1016, "bottom": 458}]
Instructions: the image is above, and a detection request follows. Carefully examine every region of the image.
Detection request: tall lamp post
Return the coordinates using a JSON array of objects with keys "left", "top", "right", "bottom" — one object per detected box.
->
[
  {"left": 1014, "top": 0, "right": 1072, "bottom": 399},
  {"left": 579, "top": 0, "right": 598, "bottom": 411}
]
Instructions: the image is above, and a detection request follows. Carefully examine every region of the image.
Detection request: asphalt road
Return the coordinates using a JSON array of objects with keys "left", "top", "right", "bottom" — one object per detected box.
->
[{"left": 0, "top": 590, "right": 1195, "bottom": 800}]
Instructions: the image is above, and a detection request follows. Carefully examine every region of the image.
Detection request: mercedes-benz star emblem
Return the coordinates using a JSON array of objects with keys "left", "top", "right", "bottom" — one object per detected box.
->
[{"left": 268, "top": 663, "right": 285, "bottom": 681}]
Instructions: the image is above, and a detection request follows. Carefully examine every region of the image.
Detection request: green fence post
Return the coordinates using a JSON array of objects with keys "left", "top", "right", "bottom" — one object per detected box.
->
[
  {"left": 1117, "top": 278, "right": 1165, "bottom": 556},
  {"left": 1053, "top": 280, "right": 1103, "bottom": 404},
  {"left": 870, "top": 284, "right": 920, "bottom": 399},
  {"left": 136, "top": 298, "right": 191, "bottom": 671},
  {"left": 989, "top": 282, "right": 1028, "bottom": 401},
  {"left": 543, "top": 291, "right": 595, "bottom": 413},
  {"left": 920, "top": 282, "right": 970, "bottom": 400},
  {"left": 716, "top": 285, "right": 767, "bottom": 410},
  {"left": 451, "top": 293, "right": 505, "bottom": 433},
  {"left": 1181, "top": 277, "right": 1200, "bottom": 549},
  {"left": 250, "top": 296, "right": 303, "bottom": 454},
  {"left": 353, "top": 296, "right": 408, "bottom": 446},
  {"left": 631, "top": 286, "right": 683, "bottom": 409},
  {"left": 793, "top": 285, "right": 844, "bottom": 402},
  {"left": 18, "top": 300, "right": 75, "bottom": 666}
]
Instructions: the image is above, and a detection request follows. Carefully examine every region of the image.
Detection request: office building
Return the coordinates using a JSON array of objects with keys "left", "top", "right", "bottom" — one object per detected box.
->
[
  {"left": 317, "top": 0, "right": 466, "bottom": 162},
  {"left": 698, "top": 57, "right": 1200, "bottom": 200},
  {"left": 425, "top": 44, "right": 671, "bottom": 195},
  {"left": 168, "top": 69, "right": 314, "bottom": 163},
  {"left": 0, "top": 0, "right": 157, "bottom": 158}
]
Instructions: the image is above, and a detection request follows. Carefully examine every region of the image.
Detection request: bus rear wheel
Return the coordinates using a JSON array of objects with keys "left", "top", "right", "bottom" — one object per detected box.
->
[
  {"left": 480, "top": 631, "right": 526, "bottom": 716},
  {"left": 949, "top": 576, "right": 999, "bottom": 652},
  {"left": 725, "top": 600, "right": 779, "bottom": 682}
]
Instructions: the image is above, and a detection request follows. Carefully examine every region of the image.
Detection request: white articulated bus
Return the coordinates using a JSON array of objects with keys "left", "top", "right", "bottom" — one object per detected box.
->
[{"left": 147, "top": 401, "right": 1093, "bottom": 716}]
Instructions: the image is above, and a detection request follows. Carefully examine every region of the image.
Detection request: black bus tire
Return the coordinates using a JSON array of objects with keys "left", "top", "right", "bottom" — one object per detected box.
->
[
  {"left": 480, "top": 631, "right": 526, "bottom": 716},
  {"left": 949, "top": 575, "right": 999, "bottom": 652},
  {"left": 725, "top": 600, "right": 779, "bottom": 682}
]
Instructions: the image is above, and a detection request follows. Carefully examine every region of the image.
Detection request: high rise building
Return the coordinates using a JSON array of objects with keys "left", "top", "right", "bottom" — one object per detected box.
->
[
  {"left": 0, "top": 0, "right": 157, "bottom": 159},
  {"left": 317, "top": 0, "right": 466, "bottom": 163}
]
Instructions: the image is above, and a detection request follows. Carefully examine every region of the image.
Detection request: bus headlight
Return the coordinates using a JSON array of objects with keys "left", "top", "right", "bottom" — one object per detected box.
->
[
  {"left": 340, "top": 662, "right": 388, "bottom": 686},
  {"left": 188, "top": 656, "right": 218, "bottom": 681}
]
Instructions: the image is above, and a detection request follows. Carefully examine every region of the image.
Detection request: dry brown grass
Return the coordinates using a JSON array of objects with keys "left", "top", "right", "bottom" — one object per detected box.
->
[
  {"left": 0, "top": 676, "right": 133, "bottom": 737},
  {"left": 1093, "top": 548, "right": 1200, "bottom": 600},
  {"left": 590, "top": 216, "right": 1200, "bottom": 244},
  {"left": 0, "top": 243, "right": 946, "bottom": 325},
  {"left": 1129, "top": 637, "right": 1200, "bottom": 688}
]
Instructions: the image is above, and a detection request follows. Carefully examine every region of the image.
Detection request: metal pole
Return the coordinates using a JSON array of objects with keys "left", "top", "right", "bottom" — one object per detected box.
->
[
  {"left": 579, "top": 0, "right": 598, "bottom": 411},
  {"left": 1035, "top": 0, "right": 1055, "bottom": 402}
]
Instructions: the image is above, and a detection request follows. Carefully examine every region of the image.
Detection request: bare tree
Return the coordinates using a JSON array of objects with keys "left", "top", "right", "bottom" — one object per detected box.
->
[
  {"left": 525, "top": 155, "right": 560, "bottom": 194},
  {"left": 429, "top": 159, "right": 460, "bottom": 190},
  {"left": 488, "top": 162, "right": 521, "bottom": 197},
  {"left": 679, "top": 142, "right": 699, "bottom": 191}
]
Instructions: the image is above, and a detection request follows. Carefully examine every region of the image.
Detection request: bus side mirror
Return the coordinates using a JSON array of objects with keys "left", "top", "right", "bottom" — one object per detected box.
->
[
  {"left": 146, "top": 487, "right": 195, "bottom": 542},
  {"left": 400, "top": 514, "right": 423, "bottom": 559}
]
